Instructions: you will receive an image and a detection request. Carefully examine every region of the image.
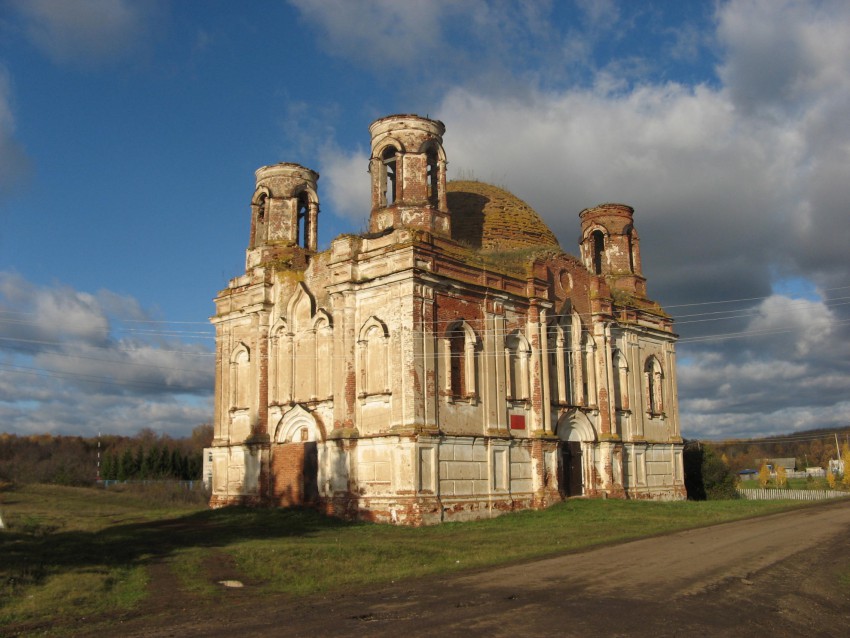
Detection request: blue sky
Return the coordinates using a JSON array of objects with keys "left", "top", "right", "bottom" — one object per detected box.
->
[{"left": 1, "top": 0, "right": 848, "bottom": 440}]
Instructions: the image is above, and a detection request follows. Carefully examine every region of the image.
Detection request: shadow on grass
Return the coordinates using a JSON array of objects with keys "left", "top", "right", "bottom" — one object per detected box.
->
[{"left": 0, "top": 505, "right": 356, "bottom": 586}]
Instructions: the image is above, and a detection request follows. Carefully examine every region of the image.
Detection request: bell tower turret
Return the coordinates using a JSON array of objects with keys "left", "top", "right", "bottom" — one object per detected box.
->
[
  {"left": 247, "top": 163, "right": 319, "bottom": 270},
  {"left": 368, "top": 114, "right": 449, "bottom": 236},
  {"left": 579, "top": 203, "right": 646, "bottom": 298}
]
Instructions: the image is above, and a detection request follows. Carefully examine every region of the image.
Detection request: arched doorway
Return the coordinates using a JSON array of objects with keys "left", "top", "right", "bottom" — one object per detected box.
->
[
  {"left": 556, "top": 411, "right": 595, "bottom": 498},
  {"left": 271, "top": 406, "right": 321, "bottom": 507},
  {"left": 560, "top": 441, "right": 583, "bottom": 497}
]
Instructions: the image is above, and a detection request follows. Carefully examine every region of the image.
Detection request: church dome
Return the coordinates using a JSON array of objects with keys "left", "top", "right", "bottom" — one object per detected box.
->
[{"left": 447, "top": 181, "right": 561, "bottom": 252}]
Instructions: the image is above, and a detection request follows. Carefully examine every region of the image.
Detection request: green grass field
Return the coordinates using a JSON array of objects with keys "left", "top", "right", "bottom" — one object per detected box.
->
[{"left": 0, "top": 484, "right": 807, "bottom": 635}]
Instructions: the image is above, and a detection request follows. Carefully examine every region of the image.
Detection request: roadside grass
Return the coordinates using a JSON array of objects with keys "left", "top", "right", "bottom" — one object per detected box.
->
[
  {"left": 226, "top": 498, "right": 805, "bottom": 595},
  {"left": 0, "top": 484, "right": 808, "bottom": 632}
]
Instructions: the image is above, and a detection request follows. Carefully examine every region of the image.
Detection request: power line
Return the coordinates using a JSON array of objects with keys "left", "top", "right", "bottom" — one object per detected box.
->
[
  {"left": 2, "top": 284, "right": 848, "bottom": 345},
  {"left": 0, "top": 335, "right": 214, "bottom": 356},
  {"left": 1, "top": 282, "right": 848, "bottom": 393},
  {"left": 0, "top": 361, "right": 211, "bottom": 392}
]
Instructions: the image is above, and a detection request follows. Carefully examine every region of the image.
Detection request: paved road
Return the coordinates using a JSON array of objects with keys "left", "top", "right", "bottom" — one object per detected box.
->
[{"left": 95, "top": 500, "right": 850, "bottom": 638}]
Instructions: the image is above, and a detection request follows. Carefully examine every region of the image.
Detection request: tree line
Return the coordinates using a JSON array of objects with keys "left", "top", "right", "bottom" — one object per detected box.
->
[
  {"left": 0, "top": 424, "right": 213, "bottom": 487},
  {"left": 705, "top": 426, "right": 850, "bottom": 473}
]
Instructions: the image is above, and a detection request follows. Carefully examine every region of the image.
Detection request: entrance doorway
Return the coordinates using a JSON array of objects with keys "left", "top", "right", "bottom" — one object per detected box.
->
[
  {"left": 271, "top": 441, "right": 319, "bottom": 507},
  {"left": 559, "top": 441, "right": 583, "bottom": 497}
]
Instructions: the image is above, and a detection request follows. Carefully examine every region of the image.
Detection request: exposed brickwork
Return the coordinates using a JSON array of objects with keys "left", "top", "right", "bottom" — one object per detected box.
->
[{"left": 271, "top": 443, "right": 306, "bottom": 507}]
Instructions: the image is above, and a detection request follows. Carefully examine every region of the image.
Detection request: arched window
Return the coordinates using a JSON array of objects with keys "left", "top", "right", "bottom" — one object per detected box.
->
[
  {"left": 570, "top": 311, "right": 585, "bottom": 405},
  {"left": 592, "top": 230, "right": 605, "bottom": 275},
  {"left": 449, "top": 326, "right": 465, "bottom": 397},
  {"left": 294, "top": 329, "right": 316, "bottom": 400},
  {"left": 359, "top": 317, "right": 389, "bottom": 396},
  {"left": 297, "top": 191, "right": 309, "bottom": 249},
  {"left": 549, "top": 323, "right": 566, "bottom": 404},
  {"left": 426, "top": 146, "right": 438, "bottom": 207},
  {"left": 270, "top": 320, "right": 292, "bottom": 405},
  {"left": 382, "top": 147, "right": 397, "bottom": 205},
  {"left": 505, "top": 331, "right": 530, "bottom": 400},
  {"left": 644, "top": 356, "right": 663, "bottom": 415},
  {"left": 613, "top": 349, "right": 629, "bottom": 411},
  {"left": 315, "top": 315, "right": 333, "bottom": 399},
  {"left": 230, "top": 344, "right": 251, "bottom": 409},
  {"left": 550, "top": 310, "right": 585, "bottom": 406},
  {"left": 444, "top": 321, "right": 477, "bottom": 400},
  {"left": 250, "top": 188, "right": 270, "bottom": 248}
]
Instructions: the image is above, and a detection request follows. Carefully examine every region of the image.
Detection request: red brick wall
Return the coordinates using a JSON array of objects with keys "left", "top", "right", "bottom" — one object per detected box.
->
[{"left": 271, "top": 443, "right": 306, "bottom": 507}]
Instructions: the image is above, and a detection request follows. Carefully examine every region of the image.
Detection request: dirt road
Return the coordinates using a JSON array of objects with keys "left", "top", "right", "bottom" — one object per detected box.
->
[{"left": 89, "top": 500, "right": 850, "bottom": 638}]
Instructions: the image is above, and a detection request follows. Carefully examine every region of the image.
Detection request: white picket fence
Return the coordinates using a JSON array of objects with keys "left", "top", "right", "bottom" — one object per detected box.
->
[{"left": 738, "top": 488, "right": 850, "bottom": 501}]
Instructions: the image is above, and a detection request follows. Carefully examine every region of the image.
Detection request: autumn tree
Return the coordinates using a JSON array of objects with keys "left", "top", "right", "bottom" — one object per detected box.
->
[
  {"left": 758, "top": 463, "right": 771, "bottom": 488},
  {"left": 842, "top": 445, "right": 850, "bottom": 489},
  {"left": 775, "top": 465, "right": 788, "bottom": 488}
]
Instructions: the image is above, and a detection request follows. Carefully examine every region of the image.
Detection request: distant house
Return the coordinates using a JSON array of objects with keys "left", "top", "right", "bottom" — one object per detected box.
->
[
  {"left": 828, "top": 459, "right": 845, "bottom": 475},
  {"left": 757, "top": 458, "right": 796, "bottom": 472}
]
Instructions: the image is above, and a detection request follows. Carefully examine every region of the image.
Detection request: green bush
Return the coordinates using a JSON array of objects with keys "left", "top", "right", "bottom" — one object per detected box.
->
[{"left": 684, "top": 442, "right": 738, "bottom": 500}]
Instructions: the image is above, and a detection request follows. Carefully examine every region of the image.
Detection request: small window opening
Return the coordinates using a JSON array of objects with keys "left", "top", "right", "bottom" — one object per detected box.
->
[
  {"left": 297, "top": 192, "right": 309, "bottom": 248},
  {"left": 645, "top": 357, "right": 663, "bottom": 415},
  {"left": 382, "top": 147, "right": 397, "bottom": 205},
  {"left": 506, "top": 333, "right": 529, "bottom": 400},
  {"left": 256, "top": 194, "right": 267, "bottom": 222},
  {"left": 592, "top": 230, "right": 605, "bottom": 275},
  {"left": 449, "top": 327, "right": 465, "bottom": 397},
  {"left": 426, "top": 148, "right": 438, "bottom": 207},
  {"left": 625, "top": 225, "right": 635, "bottom": 273}
]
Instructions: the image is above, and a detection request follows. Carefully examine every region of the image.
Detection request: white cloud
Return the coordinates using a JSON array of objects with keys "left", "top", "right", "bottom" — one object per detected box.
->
[
  {"left": 289, "top": 0, "right": 449, "bottom": 69},
  {"left": 717, "top": 0, "right": 850, "bottom": 114},
  {"left": 681, "top": 402, "right": 850, "bottom": 439},
  {"left": 576, "top": 0, "right": 619, "bottom": 28},
  {"left": 436, "top": 79, "right": 804, "bottom": 305},
  {"left": 676, "top": 292, "right": 850, "bottom": 437},
  {"left": 318, "top": 145, "right": 371, "bottom": 225},
  {"left": 0, "top": 390, "right": 212, "bottom": 437},
  {"left": 0, "top": 272, "right": 213, "bottom": 436},
  {"left": 747, "top": 295, "right": 834, "bottom": 357},
  {"left": 9, "top": 0, "right": 162, "bottom": 66},
  {"left": 287, "top": 0, "right": 575, "bottom": 92}
]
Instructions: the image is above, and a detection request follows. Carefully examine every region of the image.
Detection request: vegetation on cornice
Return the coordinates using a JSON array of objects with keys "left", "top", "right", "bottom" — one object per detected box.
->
[
  {"left": 445, "top": 241, "right": 561, "bottom": 277},
  {"left": 610, "top": 288, "right": 669, "bottom": 318}
]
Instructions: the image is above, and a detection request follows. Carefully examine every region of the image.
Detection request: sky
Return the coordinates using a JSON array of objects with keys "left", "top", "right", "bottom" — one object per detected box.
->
[{"left": 0, "top": 0, "right": 848, "bottom": 441}]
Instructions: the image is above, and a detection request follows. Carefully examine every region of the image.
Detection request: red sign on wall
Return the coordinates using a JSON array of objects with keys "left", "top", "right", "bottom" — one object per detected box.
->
[{"left": 510, "top": 415, "right": 526, "bottom": 430}]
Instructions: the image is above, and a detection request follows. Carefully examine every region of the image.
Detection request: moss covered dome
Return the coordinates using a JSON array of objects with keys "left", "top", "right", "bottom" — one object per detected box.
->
[{"left": 447, "top": 180, "right": 561, "bottom": 252}]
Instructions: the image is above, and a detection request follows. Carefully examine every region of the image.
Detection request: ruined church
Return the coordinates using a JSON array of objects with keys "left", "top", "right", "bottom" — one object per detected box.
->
[{"left": 208, "top": 114, "right": 685, "bottom": 524}]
